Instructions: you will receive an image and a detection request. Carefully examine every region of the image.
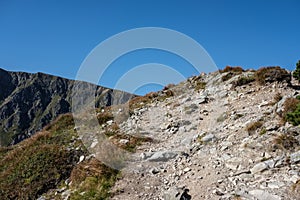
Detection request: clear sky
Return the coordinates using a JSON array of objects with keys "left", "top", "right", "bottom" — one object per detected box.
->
[{"left": 0, "top": 0, "right": 299, "bottom": 95}]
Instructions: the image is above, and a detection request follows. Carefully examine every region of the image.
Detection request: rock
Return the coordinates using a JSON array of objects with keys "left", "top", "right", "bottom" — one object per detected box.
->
[
  {"left": 163, "top": 188, "right": 180, "bottom": 200},
  {"left": 183, "top": 167, "right": 191, "bottom": 173},
  {"left": 225, "top": 157, "right": 242, "bottom": 171},
  {"left": 106, "top": 120, "right": 114, "bottom": 125},
  {"left": 249, "top": 189, "right": 281, "bottom": 200},
  {"left": 181, "top": 137, "right": 193, "bottom": 146},
  {"left": 290, "top": 150, "right": 300, "bottom": 163},
  {"left": 119, "top": 139, "right": 129, "bottom": 145},
  {"left": 213, "top": 189, "right": 224, "bottom": 196},
  {"left": 201, "top": 133, "right": 216, "bottom": 143},
  {"left": 290, "top": 175, "right": 300, "bottom": 183},
  {"left": 276, "top": 95, "right": 292, "bottom": 116},
  {"left": 267, "top": 181, "right": 285, "bottom": 189},
  {"left": 147, "top": 151, "right": 178, "bottom": 162},
  {"left": 78, "top": 155, "right": 85, "bottom": 163},
  {"left": 195, "top": 96, "right": 208, "bottom": 104},
  {"left": 140, "top": 152, "right": 154, "bottom": 160},
  {"left": 180, "top": 189, "right": 192, "bottom": 200},
  {"left": 149, "top": 167, "right": 160, "bottom": 174},
  {"left": 264, "top": 159, "right": 275, "bottom": 168},
  {"left": 163, "top": 188, "right": 191, "bottom": 200},
  {"left": 178, "top": 126, "right": 186, "bottom": 133},
  {"left": 250, "top": 162, "right": 268, "bottom": 174}
]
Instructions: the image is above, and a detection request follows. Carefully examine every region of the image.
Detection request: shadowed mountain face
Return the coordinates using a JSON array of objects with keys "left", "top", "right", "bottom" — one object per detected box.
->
[{"left": 0, "top": 68, "right": 133, "bottom": 146}]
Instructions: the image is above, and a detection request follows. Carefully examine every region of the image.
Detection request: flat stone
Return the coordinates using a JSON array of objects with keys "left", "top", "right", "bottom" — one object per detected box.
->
[
  {"left": 250, "top": 162, "right": 268, "bottom": 174},
  {"left": 267, "top": 181, "right": 285, "bottom": 189},
  {"left": 290, "top": 150, "right": 300, "bottom": 163},
  {"left": 183, "top": 167, "right": 191, "bottom": 173},
  {"left": 249, "top": 189, "right": 281, "bottom": 200},
  {"left": 140, "top": 152, "right": 154, "bottom": 160},
  {"left": 147, "top": 151, "right": 178, "bottom": 162},
  {"left": 201, "top": 133, "right": 216, "bottom": 143}
]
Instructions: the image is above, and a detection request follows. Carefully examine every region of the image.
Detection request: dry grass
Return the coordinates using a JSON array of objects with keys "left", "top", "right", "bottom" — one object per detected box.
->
[
  {"left": 220, "top": 66, "right": 244, "bottom": 73},
  {"left": 69, "top": 158, "right": 119, "bottom": 199},
  {"left": 220, "top": 66, "right": 244, "bottom": 82},
  {"left": 194, "top": 81, "right": 206, "bottom": 91},
  {"left": 231, "top": 76, "right": 255, "bottom": 87},
  {"left": 282, "top": 98, "right": 300, "bottom": 119},
  {"left": 110, "top": 134, "right": 153, "bottom": 152},
  {"left": 272, "top": 133, "right": 299, "bottom": 151},
  {"left": 246, "top": 121, "right": 263, "bottom": 134},
  {"left": 254, "top": 66, "right": 291, "bottom": 85}
]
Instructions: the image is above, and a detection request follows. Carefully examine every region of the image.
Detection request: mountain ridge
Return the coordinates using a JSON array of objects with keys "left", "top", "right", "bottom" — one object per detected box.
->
[{"left": 0, "top": 68, "right": 133, "bottom": 146}]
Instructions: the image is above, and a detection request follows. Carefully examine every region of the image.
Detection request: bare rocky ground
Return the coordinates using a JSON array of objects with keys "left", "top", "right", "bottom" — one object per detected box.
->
[{"left": 110, "top": 70, "right": 300, "bottom": 200}]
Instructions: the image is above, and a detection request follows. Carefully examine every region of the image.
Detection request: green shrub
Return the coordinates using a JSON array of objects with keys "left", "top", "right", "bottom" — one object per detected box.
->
[
  {"left": 286, "top": 104, "right": 300, "bottom": 126},
  {"left": 282, "top": 98, "right": 300, "bottom": 118},
  {"left": 293, "top": 60, "right": 300, "bottom": 82},
  {"left": 232, "top": 76, "right": 255, "bottom": 87}
]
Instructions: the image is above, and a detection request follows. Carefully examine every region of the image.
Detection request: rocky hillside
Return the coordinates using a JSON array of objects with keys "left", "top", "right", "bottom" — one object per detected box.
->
[
  {"left": 110, "top": 66, "right": 300, "bottom": 200},
  {"left": 1, "top": 66, "right": 300, "bottom": 200},
  {"left": 0, "top": 68, "right": 132, "bottom": 146}
]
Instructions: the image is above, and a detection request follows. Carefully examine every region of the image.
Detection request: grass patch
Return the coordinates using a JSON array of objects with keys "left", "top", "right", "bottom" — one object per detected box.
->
[
  {"left": 246, "top": 121, "right": 263, "bottom": 134},
  {"left": 280, "top": 97, "right": 300, "bottom": 126},
  {"left": 0, "top": 114, "right": 85, "bottom": 199},
  {"left": 220, "top": 66, "right": 244, "bottom": 82},
  {"left": 0, "top": 113, "right": 131, "bottom": 199},
  {"left": 110, "top": 134, "right": 153, "bottom": 153},
  {"left": 194, "top": 81, "right": 206, "bottom": 91},
  {"left": 220, "top": 66, "right": 244, "bottom": 73},
  {"left": 272, "top": 133, "right": 299, "bottom": 151},
  {"left": 69, "top": 158, "right": 119, "bottom": 200},
  {"left": 232, "top": 75, "right": 255, "bottom": 87}
]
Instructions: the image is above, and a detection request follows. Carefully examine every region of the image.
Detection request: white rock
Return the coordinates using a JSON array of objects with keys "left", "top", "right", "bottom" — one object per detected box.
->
[
  {"left": 183, "top": 167, "right": 191, "bottom": 173},
  {"left": 147, "top": 151, "right": 178, "bottom": 162},
  {"left": 249, "top": 189, "right": 281, "bottom": 200},
  {"left": 79, "top": 155, "right": 85, "bottom": 163},
  {"left": 250, "top": 162, "right": 268, "bottom": 174},
  {"left": 119, "top": 139, "right": 129, "bottom": 144},
  {"left": 201, "top": 133, "right": 216, "bottom": 143},
  {"left": 106, "top": 120, "right": 114, "bottom": 125},
  {"left": 267, "top": 181, "right": 285, "bottom": 189},
  {"left": 290, "top": 150, "right": 300, "bottom": 163}
]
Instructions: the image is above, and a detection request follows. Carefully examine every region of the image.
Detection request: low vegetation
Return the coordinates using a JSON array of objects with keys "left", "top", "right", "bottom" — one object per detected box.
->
[
  {"left": 0, "top": 110, "right": 153, "bottom": 199},
  {"left": 231, "top": 75, "right": 255, "bottom": 87},
  {"left": 220, "top": 66, "right": 244, "bottom": 82},
  {"left": 194, "top": 81, "right": 206, "bottom": 91},
  {"left": 0, "top": 114, "right": 83, "bottom": 199},
  {"left": 272, "top": 133, "right": 299, "bottom": 151},
  {"left": 246, "top": 121, "right": 263, "bottom": 134},
  {"left": 220, "top": 66, "right": 244, "bottom": 73},
  {"left": 292, "top": 60, "right": 300, "bottom": 82},
  {"left": 69, "top": 158, "right": 119, "bottom": 200},
  {"left": 281, "top": 97, "right": 300, "bottom": 126},
  {"left": 254, "top": 66, "right": 291, "bottom": 85}
]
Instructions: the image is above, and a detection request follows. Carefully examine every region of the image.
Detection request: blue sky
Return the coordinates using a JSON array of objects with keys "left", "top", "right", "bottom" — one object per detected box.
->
[{"left": 0, "top": 0, "right": 299, "bottom": 94}]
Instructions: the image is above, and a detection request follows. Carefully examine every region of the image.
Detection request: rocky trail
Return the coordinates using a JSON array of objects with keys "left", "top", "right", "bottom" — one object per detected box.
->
[{"left": 110, "top": 70, "right": 300, "bottom": 200}]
